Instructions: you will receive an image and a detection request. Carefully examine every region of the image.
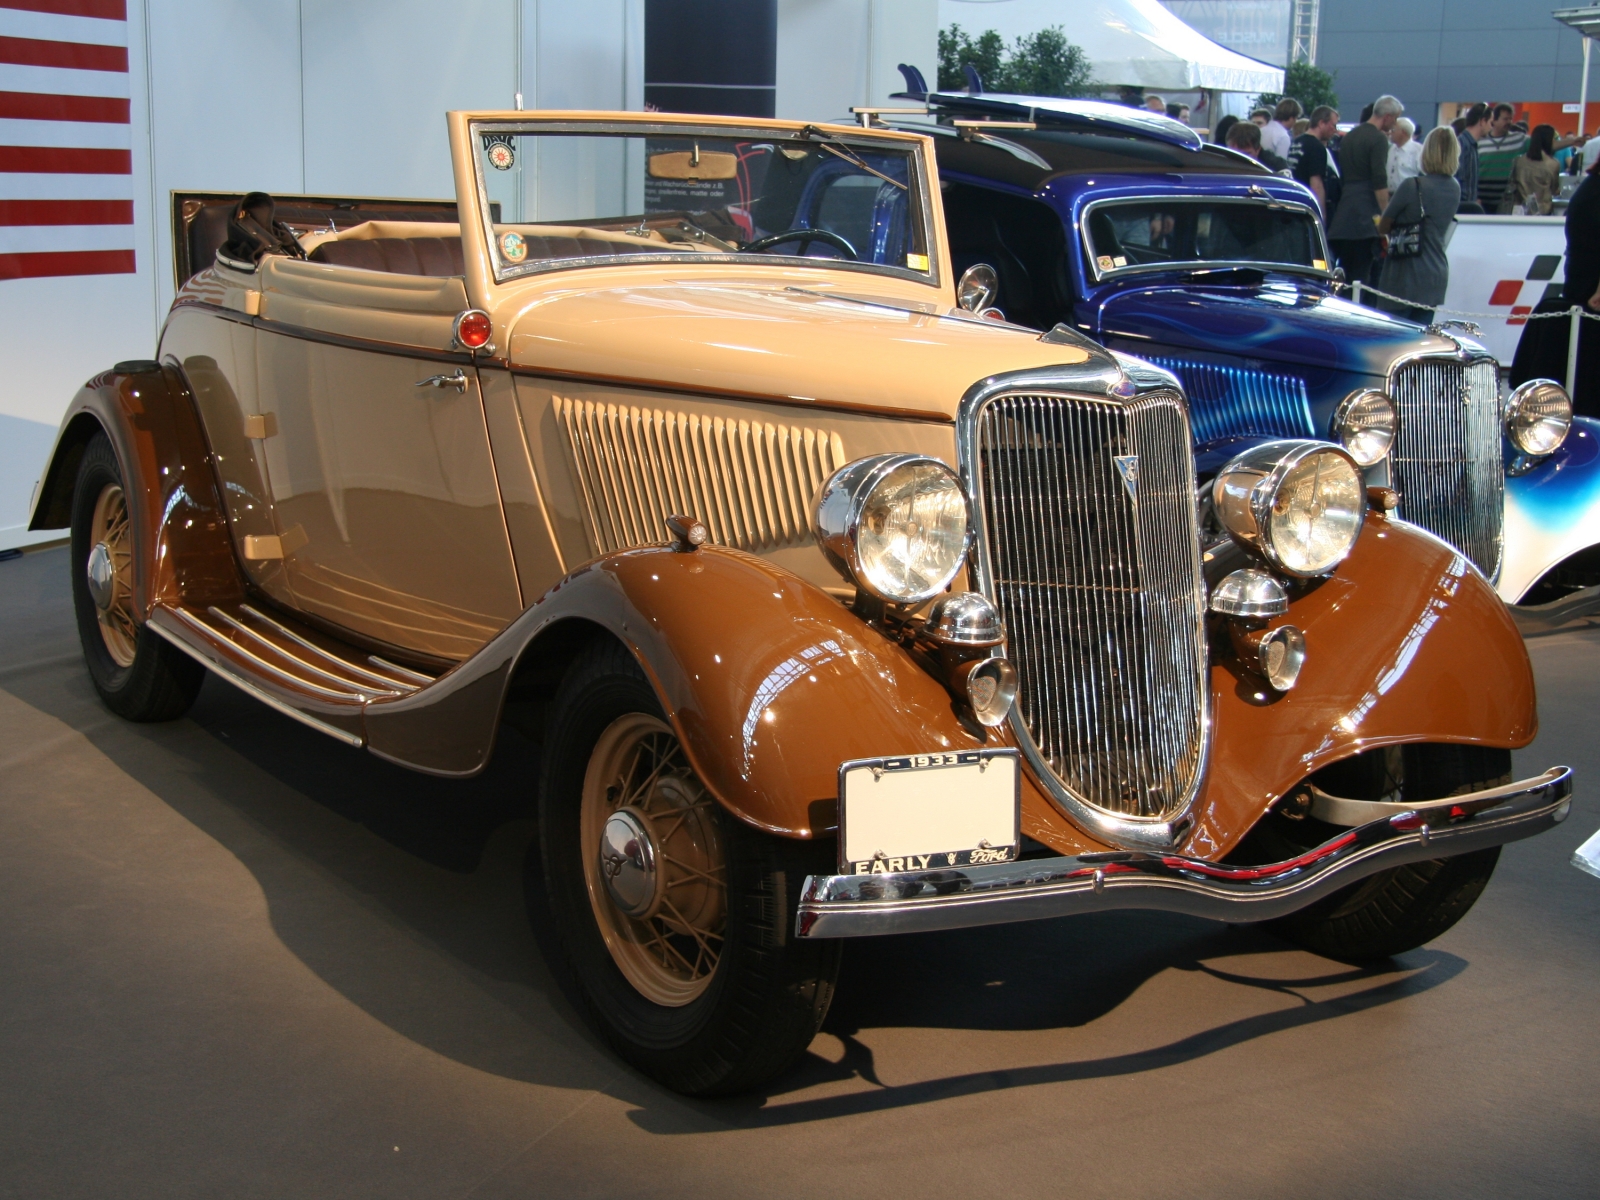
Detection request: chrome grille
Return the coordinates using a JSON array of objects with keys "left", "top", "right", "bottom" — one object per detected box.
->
[
  {"left": 1151, "top": 357, "right": 1315, "bottom": 444},
  {"left": 971, "top": 391, "right": 1207, "bottom": 820},
  {"left": 1389, "top": 358, "right": 1503, "bottom": 579}
]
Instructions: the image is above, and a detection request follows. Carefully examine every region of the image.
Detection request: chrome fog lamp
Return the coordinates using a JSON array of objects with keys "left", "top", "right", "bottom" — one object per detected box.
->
[
  {"left": 1332, "top": 389, "right": 1397, "bottom": 467},
  {"left": 1235, "top": 625, "right": 1307, "bottom": 692},
  {"left": 1212, "top": 440, "right": 1366, "bottom": 577},
  {"left": 952, "top": 656, "right": 1018, "bottom": 725},
  {"left": 814, "top": 454, "right": 971, "bottom": 605},
  {"left": 1505, "top": 379, "right": 1572, "bottom": 456},
  {"left": 1210, "top": 567, "right": 1289, "bottom": 619},
  {"left": 924, "top": 591, "right": 1004, "bottom": 645}
]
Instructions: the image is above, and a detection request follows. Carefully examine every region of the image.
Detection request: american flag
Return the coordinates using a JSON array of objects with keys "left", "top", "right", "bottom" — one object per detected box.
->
[{"left": 0, "top": 0, "right": 131, "bottom": 280}]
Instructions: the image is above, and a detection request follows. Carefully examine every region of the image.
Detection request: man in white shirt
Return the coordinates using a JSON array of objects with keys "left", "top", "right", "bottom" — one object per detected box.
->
[
  {"left": 1261, "top": 97, "right": 1300, "bottom": 161},
  {"left": 1388, "top": 117, "right": 1424, "bottom": 191}
]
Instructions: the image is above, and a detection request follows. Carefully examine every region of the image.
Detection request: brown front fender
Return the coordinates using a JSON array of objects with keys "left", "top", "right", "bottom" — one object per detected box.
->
[{"left": 364, "top": 546, "right": 996, "bottom": 838}]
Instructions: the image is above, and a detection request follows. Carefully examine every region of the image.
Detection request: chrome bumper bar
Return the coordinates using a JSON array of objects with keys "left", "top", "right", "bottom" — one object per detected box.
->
[{"left": 796, "top": 766, "right": 1572, "bottom": 939}]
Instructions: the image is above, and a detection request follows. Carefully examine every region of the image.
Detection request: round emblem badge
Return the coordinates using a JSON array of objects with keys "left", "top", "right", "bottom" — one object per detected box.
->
[
  {"left": 487, "top": 141, "right": 515, "bottom": 171},
  {"left": 500, "top": 231, "right": 528, "bottom": 263}
]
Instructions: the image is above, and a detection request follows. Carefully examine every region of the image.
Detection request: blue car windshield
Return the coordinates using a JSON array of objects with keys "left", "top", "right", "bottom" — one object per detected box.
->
[
  {"left": 1085, "top": 199, "right": 1326, "bottom": 276},
  {"left": 471, "top": 125, "right": 930, "bottom": 282}
]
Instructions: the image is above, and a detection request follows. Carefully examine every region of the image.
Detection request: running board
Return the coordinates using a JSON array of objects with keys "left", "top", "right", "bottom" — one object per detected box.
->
[{"left": 146, "top": 602, "right": 439, "bottom": 745}]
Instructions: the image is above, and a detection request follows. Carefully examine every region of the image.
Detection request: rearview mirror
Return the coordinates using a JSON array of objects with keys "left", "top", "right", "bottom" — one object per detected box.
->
[
  {"left": 958, "top": 263, "right": 999, "bottom": 313},
  {"left": 648, "top": 149, "right": 738, "bottom": 181}
]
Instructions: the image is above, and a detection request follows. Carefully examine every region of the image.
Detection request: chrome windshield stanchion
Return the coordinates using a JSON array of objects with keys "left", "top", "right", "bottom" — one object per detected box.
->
[{"left": 796, "top": 767, "right": 1573, "bottom": 939}]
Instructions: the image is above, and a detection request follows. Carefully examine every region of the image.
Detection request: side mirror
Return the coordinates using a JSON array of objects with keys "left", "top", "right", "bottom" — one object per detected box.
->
[
  {"left": 957, "top": 263, "right": 999, "bottom": 313},
  {"left": 1331, "top": 266, "right": 1347, "bottom": 285}
]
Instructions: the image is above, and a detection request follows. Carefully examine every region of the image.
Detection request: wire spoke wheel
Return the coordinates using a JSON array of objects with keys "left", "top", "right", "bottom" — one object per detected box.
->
[
  {"left": 580, "top": 714, "right": 726, "bottom": 1006},
  {"left": 89, "top": 482, "right": 137, "bottom": 668}
]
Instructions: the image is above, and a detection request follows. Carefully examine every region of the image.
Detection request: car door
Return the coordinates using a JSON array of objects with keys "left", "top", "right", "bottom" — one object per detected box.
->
[{"left": 252, "top": 253, "right": 523, "bottom": 662}]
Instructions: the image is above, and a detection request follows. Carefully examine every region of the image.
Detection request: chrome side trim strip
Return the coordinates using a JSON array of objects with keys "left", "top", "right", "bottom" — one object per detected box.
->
[
  {"left": 147, "top": 609, "right": 366, "bottom": 747},
  {"left": 165, "top": 606, "right": 375, "bottom": 703},
  {"left": 236, "top": 603, "right": 420, "bottom": 692},
  {"left": 368, "top": 655, "right": 435, "bottom": 686},
  {"left": 795, "top": 766, "right": 1572, "bottom": 938},
  {"left": 208, "top": 606, "right": 404, "bottom": 698}
]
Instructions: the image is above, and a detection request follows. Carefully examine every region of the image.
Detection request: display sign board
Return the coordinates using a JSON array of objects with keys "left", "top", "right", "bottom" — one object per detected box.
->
[{"left": 1441, "top": 214, "right": 1568, "bottom": 367}]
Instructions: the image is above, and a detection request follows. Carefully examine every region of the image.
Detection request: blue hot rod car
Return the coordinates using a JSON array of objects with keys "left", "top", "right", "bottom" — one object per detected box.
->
[{"left": 864, "top": 92, "right": 1600, "bottom": 620}]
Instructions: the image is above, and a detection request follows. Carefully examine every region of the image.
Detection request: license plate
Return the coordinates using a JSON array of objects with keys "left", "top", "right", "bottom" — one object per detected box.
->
[{"left": 838, "top": 749, "right": 1020, "bottom": 874}]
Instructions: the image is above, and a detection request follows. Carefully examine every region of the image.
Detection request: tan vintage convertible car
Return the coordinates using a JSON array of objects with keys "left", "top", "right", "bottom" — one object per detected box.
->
[{"left": 29, "top": 110, "right": 1572, "bottom": 1095}]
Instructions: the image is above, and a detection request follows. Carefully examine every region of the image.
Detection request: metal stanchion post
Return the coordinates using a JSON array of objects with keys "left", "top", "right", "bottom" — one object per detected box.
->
[
  {"left": 1353, "top": 280, "right": 1363, "bottom": 307},
  {"left": 1569, "top": 306, "right": 1583, "bottom": 396}
]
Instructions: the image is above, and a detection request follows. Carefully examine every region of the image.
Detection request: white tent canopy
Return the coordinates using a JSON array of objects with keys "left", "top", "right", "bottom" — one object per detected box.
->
[{"left": 939, "top": 0, "right": 1285, "bottom": 95}]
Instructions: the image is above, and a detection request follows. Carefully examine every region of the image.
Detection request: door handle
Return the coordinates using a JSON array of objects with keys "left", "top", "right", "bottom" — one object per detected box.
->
[{"left": 415, "top": 369, "right": 468, "bottom": 393}]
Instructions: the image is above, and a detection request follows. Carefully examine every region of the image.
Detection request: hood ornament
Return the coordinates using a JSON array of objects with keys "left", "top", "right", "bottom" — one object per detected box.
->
[{"left": 1113, "top": 454, "right": 1139, "bottom": 502}]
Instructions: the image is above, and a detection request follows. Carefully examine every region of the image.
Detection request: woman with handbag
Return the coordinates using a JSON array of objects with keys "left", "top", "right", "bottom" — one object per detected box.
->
[{"left": 1376, "top": 125, "right": 1462, "bottom": 324}]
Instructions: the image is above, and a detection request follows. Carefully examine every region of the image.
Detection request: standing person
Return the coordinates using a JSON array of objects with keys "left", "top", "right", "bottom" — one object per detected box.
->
[
  {"left": 1456, "top": 102, "right": 1490, "bottom": 211},
  {"left": 1213, "top": 113, "right": 1239, "bottom": 146},
  {"left": 1511, "top": 157, "right": 1600, "bottom": 413},
  {"left": 1289, "top": 104, "right": 1342, "bottom": 216},
  {"left": 1503, "top": 125, "right": 1561, "bottom": 214},
  {"left": 1250, "top": 107, "right": 1272, "bottom": 130},
  {"left": 1145, "top": 94, "right": 1166, "bottom": 114},
  {"left": 1478, "top": 104, "right": 1528, "bottom": 211},
  {"left": 1327, "top": 95, "right": 1404, "bottom": 292},
  {"left": 1262, "top": 97, "right": 1300, "bottom": 161},
  {"left": 1388, "top": 117, "right": 1423, "bottom": 190},
  {"left": 1376, "top": 126, "right": 1462, "bottom": 324}
]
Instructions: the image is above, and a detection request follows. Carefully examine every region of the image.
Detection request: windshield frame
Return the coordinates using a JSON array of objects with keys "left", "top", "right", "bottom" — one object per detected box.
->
[
  {"left": 466, "top": 116, "right": 943, "bottom": 288},
  {"left": 1077, "top": 193, "right": 1333, "bottom": 284}
]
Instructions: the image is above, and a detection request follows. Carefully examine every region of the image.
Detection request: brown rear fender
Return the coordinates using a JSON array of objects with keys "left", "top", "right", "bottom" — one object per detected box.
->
[
  {"left": 28, "top": 360, "right": 244, "bottom": 617},
  {"left": 363, "top": 546, "right": 995, "bottom": 838}
]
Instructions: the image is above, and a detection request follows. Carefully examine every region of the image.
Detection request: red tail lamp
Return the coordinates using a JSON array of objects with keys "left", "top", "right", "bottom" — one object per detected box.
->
[{"left": 453, "top": 309, "right": 493, "bottom": 352}]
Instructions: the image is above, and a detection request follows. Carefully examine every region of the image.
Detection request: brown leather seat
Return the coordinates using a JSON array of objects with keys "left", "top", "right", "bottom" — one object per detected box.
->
[{"left": 310, "top": 236, "right": 465, "bottom": 277}]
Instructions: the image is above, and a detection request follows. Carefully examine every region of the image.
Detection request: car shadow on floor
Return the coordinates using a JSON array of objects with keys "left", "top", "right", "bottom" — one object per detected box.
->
[{"left": 5, "top": 596, "right": 1471, "bottom": 1126}]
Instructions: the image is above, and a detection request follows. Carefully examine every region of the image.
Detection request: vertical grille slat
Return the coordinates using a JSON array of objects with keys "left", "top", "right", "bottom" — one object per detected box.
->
[
  {"left": 1390, "top": 359, "right": 1503, "bottom": 580},
  {"left": 556, "top": 396, "right": 846, "bottom": 555},
  {"left": 974, "top": 390, "right": 1207, "bottom": 821}
]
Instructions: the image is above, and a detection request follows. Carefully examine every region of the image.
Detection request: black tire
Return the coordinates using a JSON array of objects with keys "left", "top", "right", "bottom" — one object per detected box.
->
[
  {"left": 70, "top": 432, "right": 204, "bottom": 721},
  {"left": 1257, "top": 744, "right": 1508, "bottom": 962},
  {"left": 528, "top": 638, "right": 841, "bottom": 1096}
]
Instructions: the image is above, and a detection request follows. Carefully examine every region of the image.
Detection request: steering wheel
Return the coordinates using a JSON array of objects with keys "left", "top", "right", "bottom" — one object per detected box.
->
[{"left": 740, "top": 227, "right": 859, "bottom": 260}]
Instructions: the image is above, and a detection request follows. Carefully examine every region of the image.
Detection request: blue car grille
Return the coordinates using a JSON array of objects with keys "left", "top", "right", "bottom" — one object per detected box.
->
[{"left": 1150, "top": 358, "right": 1315, "bottom": 445}]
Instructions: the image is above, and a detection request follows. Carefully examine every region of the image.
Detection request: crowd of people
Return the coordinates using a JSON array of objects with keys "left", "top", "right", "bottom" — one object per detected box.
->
[{"left": 1160, "top": 92, "right": 1592, "bottom": 327}]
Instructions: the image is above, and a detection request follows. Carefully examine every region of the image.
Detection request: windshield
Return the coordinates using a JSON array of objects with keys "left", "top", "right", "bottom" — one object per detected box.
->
[
  {"left": 1084, "top": 199, "right": 1327, "bottom": 277},
  {"left": 470, "top": 123, "right": 932, "bottom": 283}
]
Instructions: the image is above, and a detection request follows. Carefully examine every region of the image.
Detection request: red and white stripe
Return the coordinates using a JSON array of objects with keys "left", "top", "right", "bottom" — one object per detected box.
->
[{"left": 0, "top": 0, "right": 132, "bottom": 280}]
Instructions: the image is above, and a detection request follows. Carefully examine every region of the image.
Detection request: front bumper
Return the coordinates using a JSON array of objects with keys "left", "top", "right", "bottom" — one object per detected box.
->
[{"left": 796, "top": 766, "right": 1572, "bottom": 938}]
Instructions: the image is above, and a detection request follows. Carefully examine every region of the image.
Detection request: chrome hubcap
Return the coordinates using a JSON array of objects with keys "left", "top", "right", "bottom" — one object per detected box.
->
[
  {"left": 599, "top": 807, "right": 659, "bottom": 918},
  {"left": 86, "top": 541, "right": 116, "bottom": 612}
]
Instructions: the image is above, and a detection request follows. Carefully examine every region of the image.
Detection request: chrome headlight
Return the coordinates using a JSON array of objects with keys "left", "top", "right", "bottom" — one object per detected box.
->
[
  {"left": 1505, "top": 379, "right": 1572, "bottom": 456},
  {"left": 1332, "top": 388, "right": 1396, "bottom": 467},
  {"left": 1212, "top": 440, "right": 1366, "bottom": 577},
  {"left": 814, "top": 454, "right": 970, "bottom": 604}
]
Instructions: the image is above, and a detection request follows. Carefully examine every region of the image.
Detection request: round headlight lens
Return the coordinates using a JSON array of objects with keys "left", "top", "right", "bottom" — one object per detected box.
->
[
  {"left": 1505, "top": 379, "right": 1572, "bottom": 456},
  {"left": 1212, "top": 440, "right": 1366, "bottom": 577},
  {"left": 814, "top": 454, "right": 970, "bottom": 604},
  {"left": 1333, "top": 389, "right": 1396, "bottom": 467},
  {"left": 1267, "top": 448, "right": 1365, "bottom": 574}
]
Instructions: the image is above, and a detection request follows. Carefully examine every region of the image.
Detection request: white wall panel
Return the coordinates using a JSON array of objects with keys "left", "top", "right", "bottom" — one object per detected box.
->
[
  {"left": 145, "top": 0, "right": 303, "bottom": 313},
  {"left": 301, "top": 0, "right": 516, "bottom": 200},
  {"left": 776, "top": 0, "right": 936, "bottom": 122}
]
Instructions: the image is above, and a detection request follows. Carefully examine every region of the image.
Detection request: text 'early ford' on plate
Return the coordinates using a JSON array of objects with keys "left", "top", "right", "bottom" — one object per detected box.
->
[{"left": 838, "top": 748, "right": 1020, "bottom": 874}]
